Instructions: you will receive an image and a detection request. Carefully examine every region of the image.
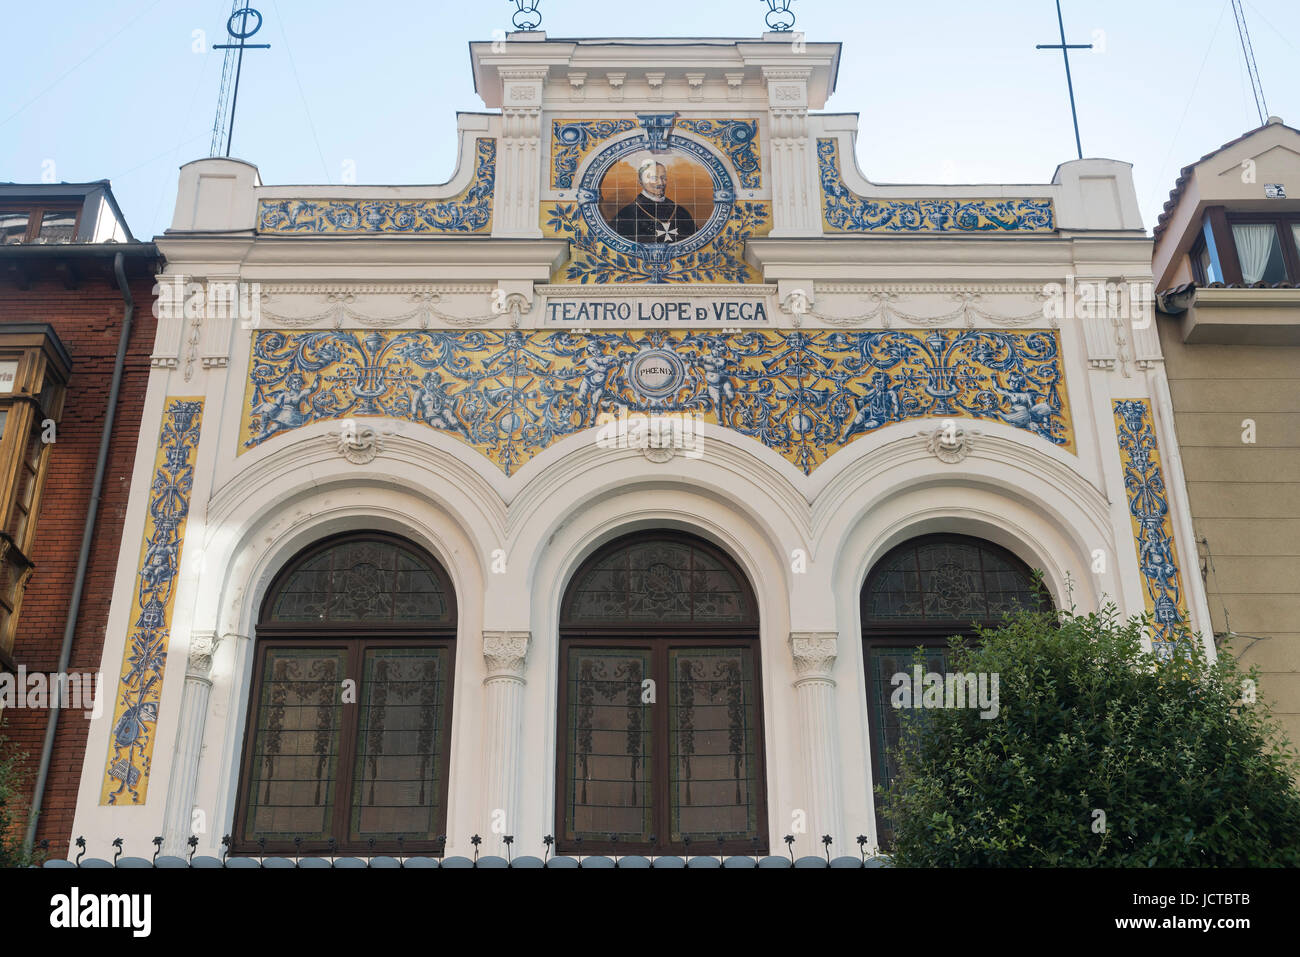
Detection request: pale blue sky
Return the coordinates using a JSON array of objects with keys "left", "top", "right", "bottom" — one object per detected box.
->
[{"left": 2, "top": 1, "right": 1296, "bottom": 239}]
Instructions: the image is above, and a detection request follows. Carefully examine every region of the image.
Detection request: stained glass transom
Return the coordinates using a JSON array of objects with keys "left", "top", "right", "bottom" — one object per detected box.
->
[
  {"left": 267, "top": 538, "right": 451, "bottom": 623},
  {"left": 563, "top": 538, "right": 753, "bottom": 624},
  {"left": 863, "top": 537, "right": 1043, "bottom": 624}
]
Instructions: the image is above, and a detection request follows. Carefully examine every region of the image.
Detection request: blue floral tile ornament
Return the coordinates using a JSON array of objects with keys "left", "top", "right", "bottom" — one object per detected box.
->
[
  {"left": 676, "top": 119, "right": 761, "bottom": 190},
  {"left": 551, "top": 119, "right": 640, "bottom": 189},
  {"left": 1112, "top": 399, "right": 1190, "bottom": 656},
  {"left": 240, "top": 329, "right": 1075, "bottom": 475},
  {"left": 818, "top": 138, "right": 1055, "bottom": 233},
  {"left": 257, "top": 139, "right": 496, "bottom": 234},
  {"left": 101, "top": 399, "right": 204, "bottom": 805}
]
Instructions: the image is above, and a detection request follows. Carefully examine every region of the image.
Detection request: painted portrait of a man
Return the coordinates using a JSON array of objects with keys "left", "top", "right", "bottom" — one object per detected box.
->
[{"left": 608, "top": 158, "right": 697, "bottom": 244}]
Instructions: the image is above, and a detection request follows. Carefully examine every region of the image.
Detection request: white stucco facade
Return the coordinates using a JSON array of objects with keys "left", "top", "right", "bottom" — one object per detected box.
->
[{"left": 69, "top": 33, "right": 1212, "bottom": 863}]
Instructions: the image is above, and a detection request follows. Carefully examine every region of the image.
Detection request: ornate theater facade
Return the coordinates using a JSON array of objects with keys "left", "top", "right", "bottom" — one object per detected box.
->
[{"left": 67, "top": 33, "right": 1213, "bottom": 862}]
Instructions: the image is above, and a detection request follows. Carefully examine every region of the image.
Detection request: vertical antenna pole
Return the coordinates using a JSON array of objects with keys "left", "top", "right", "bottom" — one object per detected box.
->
[
  {"left": 225, "top": 39, "right": 246, "bottom": 157},
  {"left": 1036, "top": 0, "right": 1093, "bottom": 161}
]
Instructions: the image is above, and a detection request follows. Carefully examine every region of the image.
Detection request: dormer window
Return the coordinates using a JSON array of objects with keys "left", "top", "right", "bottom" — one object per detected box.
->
[
  {"left": 0, "top": 204, "right": 81, "bottom": 244},
  {"left": 0, "top": 211, "right": 29, "bottom": 244}
]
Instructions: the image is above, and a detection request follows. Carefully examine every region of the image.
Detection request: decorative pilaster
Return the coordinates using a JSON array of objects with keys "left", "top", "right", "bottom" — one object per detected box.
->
[
  {"left": 199, "top": 275, "right": 238, "bottom": 372},
  {"left": 151, "top": 274, "right": 188, "bottom": 369},
  {"left": 496, "top": 69, "right": 545, "bottom": 237},
  {"left": 482, "top": 630, "right": 531, "bottom": 838},
  {"left": 763, "top": 68, "right": 819, "bottom": 236},
  {"left": 788, "top": 632, "right": 842, "bottom": 844},
  {"left": 160, "top": 631, "right": 220, "bottom": 854}
]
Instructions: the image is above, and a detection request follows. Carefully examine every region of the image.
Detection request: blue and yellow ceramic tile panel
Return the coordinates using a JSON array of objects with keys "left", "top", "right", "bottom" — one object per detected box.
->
[
  {"left": 540, "top": 199, "right": 771, "bottom": 284},
  {"left": 552, "top": 120, "right": 640, "bottom": 189},
  {"left": 241, "top": 329, "right": 1074, "bottom": 475},
  {"left": 673, "top": 119, "right": 761, "bottom": 189},
  {"left": 818, "top": 139, "right": 1056, "bottom": 233},
  {"left": 257, "top": 138, "right": 495, "bottom": 234},
  {"left": 1112, "top": 399, "right": 1190, "bottom": 656},
  {"left": 101, "top": 398, "right": 204, "bottom": 805},
  {"left": 551, "top": 118, "right": 761, "bottom": 191},
  {"left": 544, "top": 113, "right": 768, "bottom": 284}
]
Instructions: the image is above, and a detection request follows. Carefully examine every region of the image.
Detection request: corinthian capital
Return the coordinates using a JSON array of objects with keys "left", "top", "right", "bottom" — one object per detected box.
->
[
  {"left": 789, "top": 632, "right": 838, "bottom": 681},
  {"left": 483, "top": 630, "right": 531, "bottom": 681},
  {"left": 187, "top": 630, "right": 221, "bottom": 678}
]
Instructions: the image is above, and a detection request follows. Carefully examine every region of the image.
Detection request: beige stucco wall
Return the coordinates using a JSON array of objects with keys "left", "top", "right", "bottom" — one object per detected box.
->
[{"left": 1157, "top": 317, "right": 1300, "bottom": 755}]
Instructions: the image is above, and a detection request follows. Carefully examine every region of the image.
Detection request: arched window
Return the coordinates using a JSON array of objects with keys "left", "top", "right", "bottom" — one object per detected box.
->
[
  {"left": 232, "top": 532, "right": 456, "bottom": 855},
  {"left": 557, "top": 531, "right": 767, "bottom": 856},
  {"left": 862, "top": 534, "right": 1050, "bottom": 839}
]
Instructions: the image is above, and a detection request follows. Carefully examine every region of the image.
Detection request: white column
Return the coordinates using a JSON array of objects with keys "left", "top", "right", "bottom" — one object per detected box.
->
[
  {"left": 161, "top": 631, "right": 220, "bottom": 855},
  {"left": 482, "top": 630, "right": 530, "bottom": 845},
  {"left": 789, "top": 631, "right": 843, "bottom": 849}
]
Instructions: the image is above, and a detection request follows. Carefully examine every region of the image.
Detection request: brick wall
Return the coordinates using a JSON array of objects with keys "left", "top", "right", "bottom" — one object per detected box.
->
[{"left": 0, "top": 271, "right": 157, "bottom": 858}]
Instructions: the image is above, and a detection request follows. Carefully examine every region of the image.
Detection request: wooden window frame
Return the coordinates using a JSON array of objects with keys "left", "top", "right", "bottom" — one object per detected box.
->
[
  {"left": 555, "top": 530, "right": 769, "bottom": 857},
  {"left": 0, "top": 203, "right": 82, "bottom": 244},
  {"left": 0, "top": 329, "right": 68, "bottom": 671},
  {"left": 229, "top": 531, "right": 457, "bottom": 856},
  {"left": 1223, "top": 211, "right": 1300, "bottom": 284}
]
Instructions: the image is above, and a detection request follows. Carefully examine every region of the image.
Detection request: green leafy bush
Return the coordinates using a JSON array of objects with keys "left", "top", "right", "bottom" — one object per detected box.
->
[
  {"left": 881, "top": 606, "right": 1300, "bottom": 866},
  {"left": 0, "top": 722, "right": 38, "bottom": 868}
]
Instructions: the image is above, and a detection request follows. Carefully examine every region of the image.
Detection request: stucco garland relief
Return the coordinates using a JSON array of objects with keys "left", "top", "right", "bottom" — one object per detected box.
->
[
  {"left": 779, "top": 289, "right": 1054, "bottom": 329},
  {"left": 258, "top": 290, "right": 529, "bottom": 329}
]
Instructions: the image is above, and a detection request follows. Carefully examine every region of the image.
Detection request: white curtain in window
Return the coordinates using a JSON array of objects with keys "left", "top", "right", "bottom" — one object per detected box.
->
[
  {"left": 1232, "top": 224, "right": 1276, "bottom": 283},
  {"left": 1292, "top": 224, "right": 1300, "bottom": 265}
]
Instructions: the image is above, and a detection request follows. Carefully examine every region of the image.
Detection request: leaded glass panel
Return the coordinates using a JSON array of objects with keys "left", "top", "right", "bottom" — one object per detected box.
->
[
  {"left": 243, "top": 648, "right": 346, "bottom": 842},
  {"left": 349, "top": 647, "right": 449, "bottom": 842},
  {"left": 564, "top": 648, "right": 653, "bottom": 842},
  {"left": 864, "top": 538, "right": 1041, "bottom": 624},
  {"left": 268, "top": 538, "right": 450, "bottom": 623},
  {"left": 565, "top": 538, "right": 751, "bottom": 623},
  {"left": 668, "top": 647, "right": 761, "bottom": 843},
  {"left": 867, "top": 646, "right": 952, "bottom": 806}
]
